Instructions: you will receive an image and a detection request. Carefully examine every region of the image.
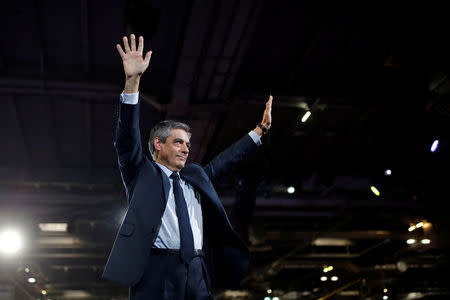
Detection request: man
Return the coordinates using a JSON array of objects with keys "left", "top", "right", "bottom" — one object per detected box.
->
[{"left": 102, "top": 34, "right": 273, "bottom": 299}]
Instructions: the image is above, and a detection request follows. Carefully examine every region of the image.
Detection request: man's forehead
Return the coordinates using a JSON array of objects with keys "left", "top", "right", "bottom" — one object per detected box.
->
[{"left": 169, "top": 128, "right": 190, "bottom": 141}]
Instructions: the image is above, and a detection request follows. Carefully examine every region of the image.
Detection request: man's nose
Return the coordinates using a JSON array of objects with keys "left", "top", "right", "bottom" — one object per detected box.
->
[{"left": 181, "top": 144, "right": 189, "bottom": 154}]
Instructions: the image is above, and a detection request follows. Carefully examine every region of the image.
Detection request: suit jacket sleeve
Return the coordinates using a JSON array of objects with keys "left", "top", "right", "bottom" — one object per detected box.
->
[
  {"left": 114, "top": 102, "right": 144, "bottom": 193},
  {"left": 203, "top": 134, "right": 258, "bottom": 184}
]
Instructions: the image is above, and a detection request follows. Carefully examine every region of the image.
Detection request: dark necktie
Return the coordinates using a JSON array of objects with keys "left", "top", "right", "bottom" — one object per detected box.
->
[{"left": 170, "top": 173, "right": 195, "bottom": 263}]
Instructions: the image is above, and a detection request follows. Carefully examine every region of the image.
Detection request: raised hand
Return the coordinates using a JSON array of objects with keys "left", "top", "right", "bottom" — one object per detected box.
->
[
  {"left": 261, "top": 95, "right": 273, "bottom": 130},
  {"left": 116, "top": 34, "right": 152, "bottom": 93}
]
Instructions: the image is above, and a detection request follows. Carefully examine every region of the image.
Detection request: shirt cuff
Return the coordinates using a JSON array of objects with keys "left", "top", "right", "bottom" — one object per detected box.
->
[
  {"left": 248, "top": 130, "right": 262, "bottom": 146},
  {"left": 120, "top": 91, "right": 139, "bottom": 105}
]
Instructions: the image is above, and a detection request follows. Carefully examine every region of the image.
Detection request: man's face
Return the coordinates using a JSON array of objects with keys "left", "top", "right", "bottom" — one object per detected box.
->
[{"left": 155, "top": 129, "right": 191, "bottom": 172}]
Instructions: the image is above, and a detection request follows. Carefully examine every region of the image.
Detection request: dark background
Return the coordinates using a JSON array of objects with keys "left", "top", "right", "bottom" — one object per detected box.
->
[{"left": 0, "top": 0, "right": 449, "bottom": 299}]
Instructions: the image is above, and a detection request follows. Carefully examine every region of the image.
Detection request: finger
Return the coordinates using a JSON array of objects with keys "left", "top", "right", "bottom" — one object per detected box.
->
[
  {"left": 123, "top": 36, "right": 131, "bottom": 52},
  {"left": 130, "top": 34, "right": 136, "bottom": 51},
  {"left": 116, "top": 44, "right": 126, "bottom": 58},
  {"left": 144, "top": 50, "right": 153, "bottom": 64},
  {"left": 137, "top": 36, "right": 144, "bottom": 54},
  {"left": 266, "top": 95, "right": 272, "bottom": 110}
]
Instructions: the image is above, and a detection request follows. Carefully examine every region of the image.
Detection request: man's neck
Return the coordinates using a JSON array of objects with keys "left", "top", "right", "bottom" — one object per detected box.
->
[{"left": 155, "top": 159, "right": 180, "bottom": 172}]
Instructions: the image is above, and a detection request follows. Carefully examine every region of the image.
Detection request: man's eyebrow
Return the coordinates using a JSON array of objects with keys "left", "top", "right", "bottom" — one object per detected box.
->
[{"left": 173, "top": 138, "right": 191, "bottom": 147}]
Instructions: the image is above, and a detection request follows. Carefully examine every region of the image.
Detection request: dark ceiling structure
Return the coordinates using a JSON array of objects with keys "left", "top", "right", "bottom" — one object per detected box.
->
[{"left": 1, "top": 0, "right": 449, "bottom": 299}]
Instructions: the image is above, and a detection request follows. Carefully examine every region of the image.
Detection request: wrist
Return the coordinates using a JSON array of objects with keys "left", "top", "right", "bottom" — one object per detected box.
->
[
  {"left": 253, "top": 127, "right": 264, "bottom": 137},
  {"left": 256, "top": 123, "right": 269, "bottom": 135},
  {"left": 124, "top": 75, "right": 141, "bottom": 93}
]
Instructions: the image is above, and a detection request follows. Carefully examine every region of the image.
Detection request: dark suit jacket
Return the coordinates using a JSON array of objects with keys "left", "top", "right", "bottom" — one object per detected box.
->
[{"left": 102, "top": 102, "right": 257, "bottom": 288}]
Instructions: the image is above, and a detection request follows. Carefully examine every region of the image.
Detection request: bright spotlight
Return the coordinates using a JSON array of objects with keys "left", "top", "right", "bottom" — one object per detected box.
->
[
  {"left": 331, "top": 276, "right": 338, "bottom": 281},
  {"left": 320, "top": 276, "right": 327, "bottom": 281},
  {"left": 421, "top": 239, "right": 431, "bottom": 244},
  {"left": 301, "top": 111, "right": 311, "bottom": 123},
  {"left": 370, "top": 186, "right": 380, "bottom": 196},
  {"left": 273, "top": 297, "right": 280, "bottom": 300},
  {"left": 287, "top": 186, "right": 295, "bottom": 194},
  {"left": 384, "top": 169, "right": 392, "bottom": 176},
  {"left": 41, "top": 290, "right": 47, "bottom": 295},
  {"left": 28, "top": 277, "right": 36, "bottom": 283},
  {"left": 430, "top": 140, "right": 439, "bottom": 152},
  {"left": 267, "top": 289, "right": 272, "bottom": 294},
  {"left": 406, "top": 239, "right": 416, "bottom": 244},
  {"left": 0, "top": 229, "right": 24, "bottom": 255}
]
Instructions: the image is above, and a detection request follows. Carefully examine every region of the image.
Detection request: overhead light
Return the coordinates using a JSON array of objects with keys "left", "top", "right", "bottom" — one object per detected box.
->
[
  {"left": 0, "top": 228, "right": 24, "bottom": 255},
  {"left": 384, "top": 288, "right": 388, "bottom": 293},
  {"left": 415, "top": 222, "right": 423, "bottom": 228},
  {"left": 267, "top": 289, "right": 272, "bottom": 294},
  {"left": 323, "top": 265, "right": 334, "bottom": 273},
  {"left": 408, "top": 225, "right": 416, "bottom": 232},
  {"left": 407, "top": 239, "right": 415, "bottom": 244},
  {"left": 28, "top": 277, "right": 36, "bottom": 283},
  {"left": 301, "top": 111, "right": 311, "bottom": 123},
  {"left": 370, "top": 186, "right": 380, "bottom": 196},
  {"left": 41, "top": 290, "right": 47, "bottom": 295},
  {"left": 287, "top": 186, "right": 295, "bottom": 194},
  {"left": 331, "top": 276, "right": 338, "bottom": 281},
  {"left": 384, "top": 169, "right": 392, "bottom": 176},
  {"left": 320, "top": 276, "right": 327, "bottom": 281},
  {"left": 264, "top": 297, "right": 271, "bottom": 300},
  {"left": 313, "top": 238, "right": 351, "bottom": 246},
  {"left": 421, "top": 239, "right": 430, "bottom": 244},
  {"left": 383, "top": 295, "right": 388, "bottom": 300},
  {"left": 430, "top": 140, "right": 439, "bottom": 152},
  {"left": 38, "top": 223, "right": 68, "bottom": 232},
  {"left": 273, "top": 297, "right": 280, "bottom": 300},
  {"left": 25, "top": 267, "right": 30, "bottom": 272}
]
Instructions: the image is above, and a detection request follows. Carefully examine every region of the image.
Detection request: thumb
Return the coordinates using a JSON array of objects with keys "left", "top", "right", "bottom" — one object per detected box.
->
[{"left": 144, "top": 50, "right": 153, "bottom": 64}]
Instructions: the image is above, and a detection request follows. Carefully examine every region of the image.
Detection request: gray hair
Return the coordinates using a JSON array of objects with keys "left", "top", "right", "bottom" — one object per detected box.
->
[{"left": 148, "top": 120, "right": 192, "bottom": 160}]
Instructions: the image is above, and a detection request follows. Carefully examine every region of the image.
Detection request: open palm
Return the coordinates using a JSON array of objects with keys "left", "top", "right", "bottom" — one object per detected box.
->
[{"left": 116, "top": 34, "right": 152, "bottom": 78}]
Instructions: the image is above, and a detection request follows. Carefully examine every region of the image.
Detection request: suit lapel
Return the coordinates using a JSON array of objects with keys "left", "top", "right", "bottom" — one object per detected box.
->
[{"left": 152, "top": 161, "right": 171, "bottom": 207}]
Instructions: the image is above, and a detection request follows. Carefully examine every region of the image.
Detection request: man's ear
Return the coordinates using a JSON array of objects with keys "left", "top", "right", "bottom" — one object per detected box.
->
[{"left": 154, "top": 137, "right": 162, "bottom": 151}]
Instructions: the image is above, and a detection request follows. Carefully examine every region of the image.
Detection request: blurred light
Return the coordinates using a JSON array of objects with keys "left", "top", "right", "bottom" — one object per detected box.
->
[
  {"left": 320, "top": 276, "right": 327, "bottom": 281},
  {"left": 423, "top": 222, "right": 431, "bottom": 229},
  {"left": 416, "top": 222, "right": 423, "bottom": 228},
  {"left": 38, "top": 223, "right": 67, "bottom": 232},
  {"left": 430, "top": 140, "right": 439, "bottom": 152},
  {"left": 407, "top": 239, "right": 416, "bottom": 244},
  {"left": 384, "top": 288, "right": 388, "bottom": 293},
  {"left": 287, "top": 186, "right": 295, "bottom": 194},
  {"left": 41, "top": 290, "right": 47, "bottom": 295},
  {"left": 264, "top": 297, "right": 271, "bottom": 300},
  {"left": 0, "top": 229, "right": 23, "bottom": 255},
  {"left": 301, "top": 111, "right": 311, "bottom": 123},
  {"left": 323, "top": 266, "right": 334, "bottom": 273},
  {"left": 384, "top": 169, "right": 392, "bottom": 176},
  {"left": 273, "top": 297, "right": 280, "bottom": 300},
  {"left": 370, "top": 186, "right": 380, "bottom": 196},
  {"left": 267, "top": 289, "right": 272, "bottom": 294},
  {"left": 313, "top": 238, "right": 351, "bottom": 246},
  {"left": 331, "top": 276, "right": 338, "bottom": 281},
  {"left": 421, "top": 239, "right": 431, "bottom": 244},
  {"left": 407, "top": 292, "right": 423, "bottom": 299},
  {"left": 383, "top": 296, "right": 388, "bottom": 300},
  {"left": 408, "top": 225, "right": 416, "bottom": 232},
  {"left": 25, "top": 267, "right": 30, "bottom": 272},
  {"left": 28, "top": 277, "right": 36, "bottom": 283}
]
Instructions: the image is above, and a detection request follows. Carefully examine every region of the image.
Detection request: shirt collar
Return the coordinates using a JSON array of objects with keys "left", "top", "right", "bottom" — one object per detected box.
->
[{"left": 155, "top": 162, "right": 181, "bottom": 181}]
